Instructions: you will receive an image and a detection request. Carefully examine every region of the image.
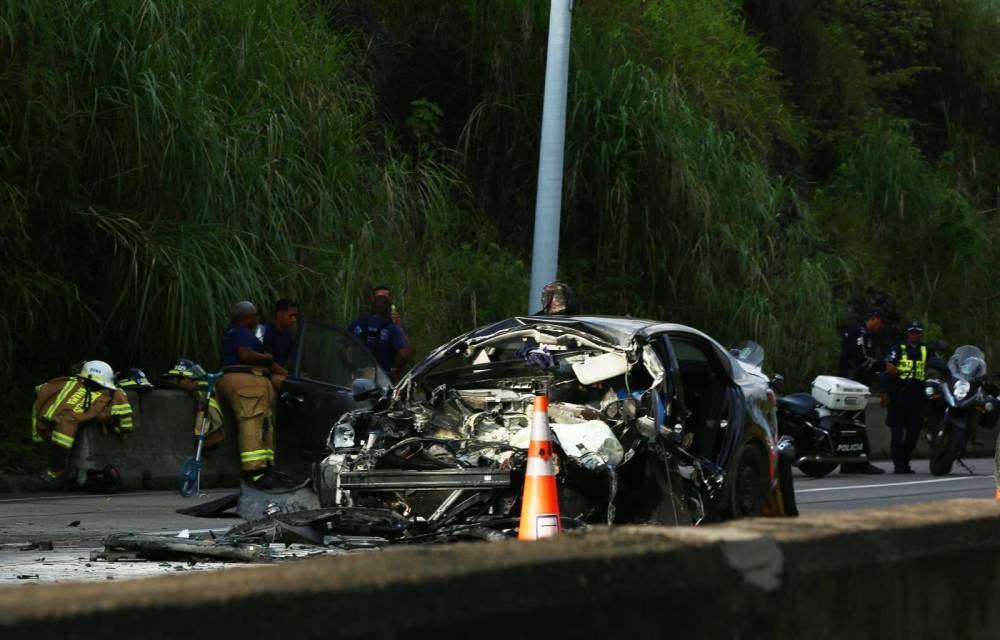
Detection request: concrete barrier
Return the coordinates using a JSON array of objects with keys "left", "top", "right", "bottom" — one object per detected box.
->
[
  {"left": 1, "top": 499, "right": 999, "bottom": 639},
  {"left": 69, "top": 390, "right": 241, "bottom": 491},
  {"left": 865, "top": 398, "right": 998, "bottom": 460}
]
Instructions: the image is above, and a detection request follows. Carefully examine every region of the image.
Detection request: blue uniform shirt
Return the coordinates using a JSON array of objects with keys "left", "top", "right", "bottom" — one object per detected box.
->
[
  {"left": 220, "top": 323, "right": 265, "bottom": 366},
  {"left": 348, "top": 314, "right": 406, "bottom": 372},
  {"left": 261, "top": 322, "right": 296, "bottom": 368}
]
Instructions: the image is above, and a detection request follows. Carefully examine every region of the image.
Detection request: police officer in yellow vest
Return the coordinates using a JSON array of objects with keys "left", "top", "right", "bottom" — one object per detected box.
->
[
  {"left": 217, "top": 301, "right": 285, "bottom": 488},
  {"left": 883, "top": 320, "right": 947, "bottom": 474}
]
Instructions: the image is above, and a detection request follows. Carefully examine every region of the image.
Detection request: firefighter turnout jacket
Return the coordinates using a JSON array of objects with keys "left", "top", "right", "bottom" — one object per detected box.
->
[{"left": 32, "top": 377, "right": 133, "bottom": 451}]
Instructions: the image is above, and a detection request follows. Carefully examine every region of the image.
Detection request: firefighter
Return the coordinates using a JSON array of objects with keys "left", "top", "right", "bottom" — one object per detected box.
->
[
  {"left": 31, "top": 360, "right": 133, "bottom": 490},
  {"left": 883, "top": 320, "right": 947, "bottom": 474},
  {"left": 837, "top": 307, "right": 887, "bottom": 475},
  {"left": 216, "top": 301, "right": 279, "bottom": 488}
]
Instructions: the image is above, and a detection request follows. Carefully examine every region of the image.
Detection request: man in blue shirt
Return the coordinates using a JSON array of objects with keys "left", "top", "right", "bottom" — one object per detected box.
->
[
  {"left": 349, "top": 293, "right": 410, "bottom": 381},
  {"left": 261, "top": 299, "right": 299, "bottom": 371},
  {"left": 217, "top": 301, "right": 280, "bottom": 488}
]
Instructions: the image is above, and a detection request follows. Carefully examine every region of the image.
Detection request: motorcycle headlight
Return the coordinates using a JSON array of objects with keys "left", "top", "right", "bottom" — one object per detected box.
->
[
  {"left": 953, "top": 379, "right": 971, "bottom": 401},
  {"left": 925, "top": 386, "right": 934, "bottom": 398},
  {"left": 986, "top": 402, "right": 996, "bottom": 413}
]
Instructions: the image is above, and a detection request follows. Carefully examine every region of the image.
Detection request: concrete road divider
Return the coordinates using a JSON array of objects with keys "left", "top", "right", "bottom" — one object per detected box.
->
[
  {"left": 1, "top": 499, "right": 999, "bottom": 639},
  {"left": 69, "top": 390, "right": 242, "bottom": 491}
]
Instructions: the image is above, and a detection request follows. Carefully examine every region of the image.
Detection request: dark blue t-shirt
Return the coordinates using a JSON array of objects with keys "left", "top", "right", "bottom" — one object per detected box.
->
[
  {"left": 348, "top": 314, "right": 406, "bottom": 372},
  {"left": 261, "top": 322, "right": 296, "bottom": 367},
  {"left": 220, "top": 323, "right": 264, "bottom": 366}
]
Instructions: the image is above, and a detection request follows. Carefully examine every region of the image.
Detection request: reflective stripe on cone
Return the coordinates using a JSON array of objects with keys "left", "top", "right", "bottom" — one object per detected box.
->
[{"left": 518, "top": 392, "right": 561, "bottom": 540}]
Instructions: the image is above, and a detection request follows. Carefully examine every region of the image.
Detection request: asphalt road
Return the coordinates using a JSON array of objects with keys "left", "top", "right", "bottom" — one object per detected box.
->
[
  {"left": 1, "top": 458, "right": 995, "bottom": 584},
  {"left": 793, "top": 456, "right": 996, "bottom": 513}
]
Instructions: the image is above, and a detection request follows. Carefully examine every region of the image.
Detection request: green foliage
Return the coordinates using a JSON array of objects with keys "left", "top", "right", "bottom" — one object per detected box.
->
[
  {"left": 3, "top": 0, "right": 1000, "bottom": 476},
  {"left": 0, "top": 0, "right": 526, "bottom": 472}
]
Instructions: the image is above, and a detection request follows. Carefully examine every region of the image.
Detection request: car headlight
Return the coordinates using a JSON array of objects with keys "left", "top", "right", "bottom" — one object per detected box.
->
[
  {"left": 332, "top": 422, "right": 356, "bottom": 449},
  {"left": 953, "top": 379, "right": 971, "bottom": 401}
]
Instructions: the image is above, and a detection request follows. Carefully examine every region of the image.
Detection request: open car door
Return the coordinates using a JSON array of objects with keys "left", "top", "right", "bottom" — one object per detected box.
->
[{"left": 274, "top": 320, "right": 391, "bottom": 481}]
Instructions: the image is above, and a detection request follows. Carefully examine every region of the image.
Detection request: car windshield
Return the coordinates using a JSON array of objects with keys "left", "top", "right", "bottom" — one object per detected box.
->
[{"left": 947, "top": 345, "right": 987, "bottom": 381}]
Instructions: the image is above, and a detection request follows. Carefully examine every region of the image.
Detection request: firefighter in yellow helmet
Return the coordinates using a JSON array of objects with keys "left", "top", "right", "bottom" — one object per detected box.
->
[
  {"left": 31, "top": 360, "right": 134, "bottom": 490},
  {"left": 217, "top": 301, "right": 282, "bottom": 488}
]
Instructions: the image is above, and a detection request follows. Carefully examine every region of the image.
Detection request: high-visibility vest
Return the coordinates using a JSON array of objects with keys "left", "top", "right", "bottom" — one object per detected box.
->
[{"left": 897, "top": 344, "right": 927, "bottom": 381}]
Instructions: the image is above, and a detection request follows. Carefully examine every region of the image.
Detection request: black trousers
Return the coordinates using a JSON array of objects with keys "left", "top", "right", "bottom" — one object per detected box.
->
[{"left": 887, "top": 390, "right": 926, "bottom": 470}]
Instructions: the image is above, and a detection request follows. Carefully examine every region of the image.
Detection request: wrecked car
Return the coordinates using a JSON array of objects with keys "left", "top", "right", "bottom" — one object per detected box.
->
[{"left": 291, "top": 316, "right": 793, "bottom": 536}]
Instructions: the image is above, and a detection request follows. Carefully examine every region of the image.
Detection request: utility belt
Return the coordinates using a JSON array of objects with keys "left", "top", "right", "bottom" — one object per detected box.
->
[{"left": 221, "top": 366, "right": 272, "bottom": 377}]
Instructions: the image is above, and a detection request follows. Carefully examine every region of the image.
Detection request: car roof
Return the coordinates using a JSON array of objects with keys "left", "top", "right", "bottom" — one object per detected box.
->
[{"left": 468, "top": 315, "right": 719, "bottom": 349}]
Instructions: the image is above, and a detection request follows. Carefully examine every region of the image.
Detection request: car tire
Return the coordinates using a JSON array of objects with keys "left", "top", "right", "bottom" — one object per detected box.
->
[
  {"left": 727, "top": 442, "right": 769, "bottom": 518},
  {"left": 797, "top": 461, "right": 838, "bottom": 478}
]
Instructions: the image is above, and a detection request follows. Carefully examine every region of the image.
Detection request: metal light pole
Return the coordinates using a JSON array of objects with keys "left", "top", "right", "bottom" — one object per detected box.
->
[{"left": 527, "top": 0, "right": 573, "bottom": 314}]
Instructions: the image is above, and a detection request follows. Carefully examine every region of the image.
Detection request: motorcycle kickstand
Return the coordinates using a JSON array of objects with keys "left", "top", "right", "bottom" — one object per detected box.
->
[{"left": 956, "top": 458, "right": 976, "bottom": 476}]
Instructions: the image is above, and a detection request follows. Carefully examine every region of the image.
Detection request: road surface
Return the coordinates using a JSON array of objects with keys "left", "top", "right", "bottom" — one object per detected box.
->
[
  {"left": 1, "top": 458, "right": 995, "bottom": 583},
  {"left": 793, "top": 456, "right": 995, "bottom": 513}
]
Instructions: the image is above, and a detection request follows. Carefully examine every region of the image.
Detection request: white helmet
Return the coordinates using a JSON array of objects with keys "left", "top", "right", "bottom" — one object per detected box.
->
[{"left": 78, "top": 360, "right": 117, "bottom": 390}]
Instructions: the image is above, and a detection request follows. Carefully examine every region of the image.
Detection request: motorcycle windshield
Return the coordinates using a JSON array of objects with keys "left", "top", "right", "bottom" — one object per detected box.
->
[
  {"left": 947, "top": 345, "right": 987, "bottom": 381},
  {"left": 730, "top": 340, "right": 765, "bottom": 368}
]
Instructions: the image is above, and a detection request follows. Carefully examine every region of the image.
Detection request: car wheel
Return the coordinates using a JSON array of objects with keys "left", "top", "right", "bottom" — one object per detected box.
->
[
  {"left": 728, "top": 442, "right": 768, "bottom": 518},
  {"left": 797, "top": 461, "right": 838, "bottom": 478}
]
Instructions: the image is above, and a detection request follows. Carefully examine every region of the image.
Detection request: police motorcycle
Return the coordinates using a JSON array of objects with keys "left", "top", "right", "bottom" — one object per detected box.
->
[
  {"left": 923, "top": 345, "right": 998, "bottom": 476},
  {"left": 730, "top": 341, "right": 872, "bottom": 479}
]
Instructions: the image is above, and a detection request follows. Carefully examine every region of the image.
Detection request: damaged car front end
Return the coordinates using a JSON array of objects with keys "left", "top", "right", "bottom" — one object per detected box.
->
[{"left": 309, "top": 316, "right": 793, "bottom": 540}]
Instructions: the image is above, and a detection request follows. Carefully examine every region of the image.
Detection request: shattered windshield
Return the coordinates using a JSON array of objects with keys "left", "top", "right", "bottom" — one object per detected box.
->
[{"left": 421, "top": 329, "right": 627, "bottom": 391}]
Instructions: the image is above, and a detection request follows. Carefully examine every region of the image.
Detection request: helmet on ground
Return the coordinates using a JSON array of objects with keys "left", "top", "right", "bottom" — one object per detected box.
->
[
  {"left": 163, "top": 358, "right": 207, "bottom": 380},
  {"left": 78, "top": 360, "right": 117, "bottom": 390},
  {"left": 540, "top": 281, "right": 579, "bottom": 315},
  {"left": 117, "top": 368, "right": 154, "bottom": 392}
]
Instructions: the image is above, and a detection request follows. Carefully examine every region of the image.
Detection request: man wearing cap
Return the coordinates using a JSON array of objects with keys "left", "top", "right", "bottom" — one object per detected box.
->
[
  {"left": 883, "top": 320, "right": 947, "bottom": 474},
  {"left": 836, "top": 307, "right": 888, "bottom": 474},
  {"left": 217, "top": 301, "right": 281, "bottom": 488}
]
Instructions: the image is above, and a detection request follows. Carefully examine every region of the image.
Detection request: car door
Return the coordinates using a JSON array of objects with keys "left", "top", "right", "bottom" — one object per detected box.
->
[{"left": 274, "top": 320, "right": 390, "bottom": 480}]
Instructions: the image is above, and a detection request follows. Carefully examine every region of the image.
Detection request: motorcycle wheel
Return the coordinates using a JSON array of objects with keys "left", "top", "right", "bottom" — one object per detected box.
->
[
  {"left": 929, "top": 428, "right": 968, "bottom": 476},
  {"left": 797, "top": 461, "right": 838, "bottom": 478}
]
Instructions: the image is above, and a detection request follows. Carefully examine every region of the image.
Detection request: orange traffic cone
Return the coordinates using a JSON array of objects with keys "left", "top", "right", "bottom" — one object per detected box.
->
[
  {"left": 995, "top": 487, "right": 1000, "bottom": 501},
  {"left": 518, "top": 391, "right": 562, "bottom": 540}
]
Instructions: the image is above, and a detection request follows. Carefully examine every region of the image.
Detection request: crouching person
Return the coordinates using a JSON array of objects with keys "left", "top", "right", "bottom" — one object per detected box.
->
[
  {"left": 31, "top": 360, "right": 133, "bottom": 490},
  {"left": 218, "top": 301, "right": 278, "bottom": 489}
]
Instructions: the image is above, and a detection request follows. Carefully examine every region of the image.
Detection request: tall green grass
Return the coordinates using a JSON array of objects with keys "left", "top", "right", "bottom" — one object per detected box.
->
[{"left": 0, "top": 0, "right": 527, "bottom": 472}]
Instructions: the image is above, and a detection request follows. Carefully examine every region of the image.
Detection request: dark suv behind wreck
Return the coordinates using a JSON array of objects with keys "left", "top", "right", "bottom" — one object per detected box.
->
[{"left": 290, "top": 316, "right": 793, "bottom": 536}]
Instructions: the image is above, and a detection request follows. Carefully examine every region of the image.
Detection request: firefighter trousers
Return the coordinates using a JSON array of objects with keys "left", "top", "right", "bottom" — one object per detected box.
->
[{"left": 217, "top": 371, "right": 275, "bottom": 472}]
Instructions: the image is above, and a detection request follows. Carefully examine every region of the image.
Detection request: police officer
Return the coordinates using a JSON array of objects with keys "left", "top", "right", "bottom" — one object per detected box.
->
[
  {"left": 217, "top": 301, "right": 280, "bottom": 488},
  {"left": 837, "top": 307, "right": 887, "bottom": 474},
  {"left": 883, "top": 320, "right": 947, "bottom": 474}
]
